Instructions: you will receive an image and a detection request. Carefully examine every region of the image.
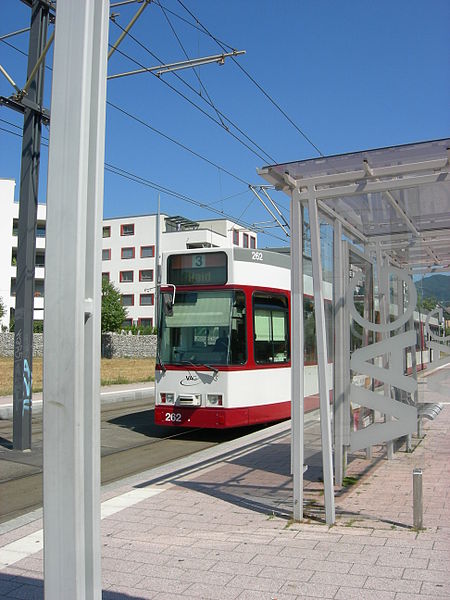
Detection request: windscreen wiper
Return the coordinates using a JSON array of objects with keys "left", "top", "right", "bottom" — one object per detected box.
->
[
  {"left": 180, "top": 360, "right": 218, "bottom": 377},
  {"left": 156, "top": 348, "right": 166, "bottom": 373}
]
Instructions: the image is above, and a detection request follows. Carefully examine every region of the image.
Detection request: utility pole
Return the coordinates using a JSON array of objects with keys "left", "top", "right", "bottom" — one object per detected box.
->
[{"left": 12, "top": 0, "right": 50, "bottom": 450}]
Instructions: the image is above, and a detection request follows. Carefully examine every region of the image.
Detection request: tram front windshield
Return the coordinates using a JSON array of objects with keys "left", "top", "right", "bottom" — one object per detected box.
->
[{"left": 159, "top": 290, "right": 246, "bottom": 366}]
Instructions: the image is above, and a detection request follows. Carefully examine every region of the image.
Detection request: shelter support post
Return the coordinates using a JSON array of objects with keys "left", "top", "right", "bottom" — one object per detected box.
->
[
  {"left": 290, "top": 188, "right": 305, "bottom": 521},
  {"left": 397, "top": 276, "right": 412, "bottom": 452},
  {"left": 375, "top": 244, "right": 394, "bottom": 459},
  {"left": 307, "top": 189, "right": 335, "bottom": 525},
  {"left": 333, "top": 220, "right": 346, "bottom": 486},
  {"left": 43, "top": 1, "right": 109, "bottom": 598}
]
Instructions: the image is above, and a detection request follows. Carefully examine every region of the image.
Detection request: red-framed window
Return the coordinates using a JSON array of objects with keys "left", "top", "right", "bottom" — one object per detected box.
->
[
  {"left": 233, "top": 229, "right": 239, "bottom": 245},
  {"left": 121, "top": 294, "right": 134, "bottom": 306},
  {"left": 140, "top": 245, "right": 155, "bottom": 258},
  {"left": 120, "top": 223, "right": 134, "bottom": 236},
  {"left": 138, "top": 317, "right": 153, "bottom": 328},
  {"left": 122, "top": 318, "right": 132, "bottom": 327},
  {"left": 140, "top": 293, "right": 154, "bottom": 306},
  {"left": 102, "top": 226, "right": 111, "bottom": 238},
  {"left": 243, "top": 233, "right": 249, "bottom": 248},
  {"left": 102, "top": 248, "right": 111, "bottom": 260},
  {"left": 139, "top": 269, "right": 153, "bottom": 282},
  {"left": 121, "top": 246, "right": 135, "bottom": 259},
  {"left": 250, "top": 236, "right": 256, "bottom": 249},
  {"left": 102, "top": 272, "right": 110, "bottom": 282},
  {"left": 119, "top": 270, "right": 133, "bottom": 283}
]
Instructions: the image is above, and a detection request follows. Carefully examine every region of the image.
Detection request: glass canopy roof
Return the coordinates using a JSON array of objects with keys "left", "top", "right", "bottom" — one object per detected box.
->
[{"left": 258, "top": 139, "right": 450, "bottom": 273}]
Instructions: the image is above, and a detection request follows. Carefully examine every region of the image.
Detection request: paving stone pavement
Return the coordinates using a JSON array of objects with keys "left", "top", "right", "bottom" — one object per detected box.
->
[{"left": 0, "top": 393, "right": 448, "bottom": 598}]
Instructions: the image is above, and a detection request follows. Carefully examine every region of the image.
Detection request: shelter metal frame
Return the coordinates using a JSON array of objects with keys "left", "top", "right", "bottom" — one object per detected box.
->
[{"left": 259, "top": 138, "right": 450, "bottom": 524}]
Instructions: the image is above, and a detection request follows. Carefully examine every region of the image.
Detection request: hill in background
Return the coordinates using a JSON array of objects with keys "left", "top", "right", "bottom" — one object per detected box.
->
[{"left": 417, "top": 274, "right": 450, "bottom": 304}]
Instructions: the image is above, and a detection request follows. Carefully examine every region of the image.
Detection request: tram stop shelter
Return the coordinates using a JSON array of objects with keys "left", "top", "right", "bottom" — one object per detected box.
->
[{"left": 258, "top": 138, "right": 450, "bottom": 525}]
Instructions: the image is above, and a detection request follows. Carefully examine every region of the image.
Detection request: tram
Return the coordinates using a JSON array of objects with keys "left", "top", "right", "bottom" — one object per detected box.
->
[
  {"left": 154, "top": 247, "right": 439, "bottom": 429},
  {"left": 154, "top": 247, "right": 332, "bottom": 428}
]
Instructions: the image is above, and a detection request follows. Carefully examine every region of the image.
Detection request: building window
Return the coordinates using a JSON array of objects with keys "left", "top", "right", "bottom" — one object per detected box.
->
[
  {"left": 139, "top": 269, "right": 153, "bottom": 282},
  {"left": 35, "top": 252, "right": 45, "bottom": 267},
  {"left": 140, "top": 293, "right": 154, "bottom": 306},
  {"left": 233, "top": 229, "right": 239, "bottom": 245},
  {"left": 138, "top": 318, "right": 153, "bottom": 328},
  {"left": 250, "top": 236, "right": 256, "bottom": 249},
  {"left": 120, "top": 223, "right": 134, "bottom": 236},
  {"left": 121, "top": 247, "right": 135, "bottom": 259},
  {"left": 243, "top": 233, "right": 249, "bottom": 248},
  {"left": 102, "top": 226, "right": 111, "bottom": 238},
  {"left": 140, "top": 245, "right": 155, "bottom": 258},
  {"left": 121, "top": 294, "right": 134, "bottom": 306},
  {"left": 120, "top": 270, "right": 133, "bottom": 283},
  {"left": 122, "top": 319, "right": 132, "bottom": 328},
  {"left": 102, "top": 272, "right": 110, "bottom": 282},
  {"left": 102, "top": 248, "right": 111, "bottom": 260}
]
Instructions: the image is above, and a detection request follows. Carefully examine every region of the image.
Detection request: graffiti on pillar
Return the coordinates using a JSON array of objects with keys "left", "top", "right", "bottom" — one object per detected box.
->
[
  {"left": 347, "top": 266, "right": 418, "bottom": 452},
  {"left": 23, "top": 358, "right": 32, "bottom": 417}
]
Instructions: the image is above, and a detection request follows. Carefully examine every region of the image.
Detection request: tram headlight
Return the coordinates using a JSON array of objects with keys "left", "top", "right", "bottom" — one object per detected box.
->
[
  {"left": 207, "top": 393, "right": 223, "bottom": 406},
  {"left": 160, "top": 392, "right": 175, "bottom": 405}
]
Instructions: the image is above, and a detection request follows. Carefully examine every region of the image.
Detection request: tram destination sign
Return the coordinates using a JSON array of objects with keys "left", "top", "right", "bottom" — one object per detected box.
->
[{"left": 168, "top": 252, "right": 228, "bottom": 286}]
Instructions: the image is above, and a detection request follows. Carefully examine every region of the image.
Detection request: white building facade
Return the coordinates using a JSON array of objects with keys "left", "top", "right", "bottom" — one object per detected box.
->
[{"left": 0, "top": 179, "right": 257, "bottom": 329}]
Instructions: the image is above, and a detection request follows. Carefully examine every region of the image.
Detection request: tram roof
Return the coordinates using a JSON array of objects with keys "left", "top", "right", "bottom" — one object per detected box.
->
[{"left": 258, "top": 138, "right": 450, "bottom": 275}]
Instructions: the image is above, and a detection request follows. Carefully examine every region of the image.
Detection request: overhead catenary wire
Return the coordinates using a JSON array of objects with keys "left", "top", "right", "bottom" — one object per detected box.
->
[
  {"left": 2, "top": 29, "right": 274, "bottom": 166},
  {"left": 174, "top": 0, "right": 324, "bottom": 158},
  {"left": 106, "top": 100, "right": 250, "bottom": 186},
  {"left": 153, "top": 2, "right": 236, "bottom": 52},
  {"left": 0, "top": 120, "right": 287, "bottom": 244},
  {"left": 109, "top": 19, "right": 277, "bottom": 164},
  {"left": 103, "top": 161, "right": 287, "bottom": 240},
  {"left": 156, "top": 0, "right": 226, "bottom": 128}
]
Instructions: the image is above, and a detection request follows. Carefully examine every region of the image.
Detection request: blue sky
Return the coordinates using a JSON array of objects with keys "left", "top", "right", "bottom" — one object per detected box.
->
[{"left": 1, "top": 0, "right": 449, "bottom": 247}]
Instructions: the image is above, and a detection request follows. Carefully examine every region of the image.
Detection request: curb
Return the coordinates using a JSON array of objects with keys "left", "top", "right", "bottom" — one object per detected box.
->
[{"left": 0, "top": 385, "right": 155, "bottom": 420}]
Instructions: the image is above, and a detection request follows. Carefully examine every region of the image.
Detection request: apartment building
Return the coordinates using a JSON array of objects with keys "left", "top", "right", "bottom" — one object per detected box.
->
[{"left": 0, "top": 179, "right": 257, "bottom": 329}]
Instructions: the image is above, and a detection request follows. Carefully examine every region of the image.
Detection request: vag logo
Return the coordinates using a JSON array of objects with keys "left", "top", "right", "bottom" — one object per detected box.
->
[{"left": 180, "top": 373, "right": 200, "bottom": 386}]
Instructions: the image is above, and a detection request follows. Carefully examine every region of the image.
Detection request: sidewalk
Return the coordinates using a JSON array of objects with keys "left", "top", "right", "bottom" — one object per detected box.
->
[{"left": 0, "top": 400, "right": 449, "bottom": 598}]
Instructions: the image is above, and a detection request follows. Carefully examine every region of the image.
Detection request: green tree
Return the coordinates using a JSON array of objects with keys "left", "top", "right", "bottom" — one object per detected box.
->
[
  {"left": 0, "top": 297, "right": 5, "bottom": 321},
  {"left": 417, "top": 295, "right": 438, "bottom": 313},
  {"left": 101, "top": 279, "right": 127, "bottom": 333}
]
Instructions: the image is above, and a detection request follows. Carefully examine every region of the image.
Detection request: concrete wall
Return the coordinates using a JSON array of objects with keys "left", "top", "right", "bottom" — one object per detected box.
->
[{"left": 0, "top": 332, "right": 156, "bottom": 358}]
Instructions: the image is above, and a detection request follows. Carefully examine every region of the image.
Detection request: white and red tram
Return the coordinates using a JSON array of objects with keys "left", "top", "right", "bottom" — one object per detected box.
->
[
  {"left": 154, "top": 247, "right": 438, "bottom": 429},
  {"left": 155, "top": 248, "right": 294, "bottom": 428}
]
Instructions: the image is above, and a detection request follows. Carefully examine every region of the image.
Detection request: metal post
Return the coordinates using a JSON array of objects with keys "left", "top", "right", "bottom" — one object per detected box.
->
[
  {"left": 308, "top": 190, "right": 335, "bottom": 524},
  {"left": 13, "top": 0, "right": 49, "bottom": 450},
  {"left": 154, "top": 193, "right": 160, "bottom": 327},
  {"left": 413, "top": 468, "right": 423, "bottom": 529},
  {"left": 376, "top": 244, "right": 394, "bottom": 459},
  {"left": 43, "top": 1, "right": 109, "bottom": 598},
  {"left": 398, "top": 277, "right": 413, "bottom": 452},
  {"left": 290, "top": 188, "right": 305, "bottom": 521},
  {"left": 333, "top": 220, "right": 346, "bottom": 485}
]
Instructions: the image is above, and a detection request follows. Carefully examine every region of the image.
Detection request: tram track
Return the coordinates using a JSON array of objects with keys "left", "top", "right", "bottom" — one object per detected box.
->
[{"left": 0, "top": 397, "right": 267, "bottom": 524}]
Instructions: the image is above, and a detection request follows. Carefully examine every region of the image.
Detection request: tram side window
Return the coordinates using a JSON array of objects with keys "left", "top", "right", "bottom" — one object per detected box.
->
[{"left": 253, "top": 293, "right": 289, "bottom": 364}]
